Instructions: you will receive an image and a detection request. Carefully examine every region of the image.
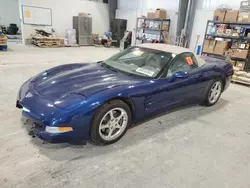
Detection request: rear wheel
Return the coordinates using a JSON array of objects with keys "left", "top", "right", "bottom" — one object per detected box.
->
[
  {"left": 91, "top": 100, "right": 131, "bottom": 145},
  {"left": 204, "top": 79, "right": 223, "bottom": 106}
]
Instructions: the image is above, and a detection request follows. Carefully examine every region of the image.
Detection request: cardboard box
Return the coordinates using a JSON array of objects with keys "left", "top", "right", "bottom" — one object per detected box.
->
[
  {"left": 224, "top": 10, "right": 239, "bottom": 22},
  {"left": 203, "top": 45, "right": 209, "bottom": 53},
  {"left": 78, "top": 12, "right": 89, "bottom": 17},
  {"left": 204, "top": 39, "right": 210, "bottom": 46},
  {"left": 147, "top": 12, "right": 155, "bottom": 19},
  {"left": 214, "top": 9, "right": 226, "bottom": 21},
  {"left": 213, "top": 41, "right": 229, "bottom": 55},
  {"left": 0, "top": 35, "right": 7, "bottom": 45},
  {"left": 203, "top": 40, "right": 216, "bottom": 53},
  {"left": 213, "top": 47, "right": 226, "bottom": 55},
  {"left": 238, "top": 12, "right": 250, "bottom": 22},
  {"left": 236, "top": 61, "right": 246, "bottom": 70},
  {"left": 232, "top": 49, "right": 248, "bottom": 59},
  {"left": 154, "top": 8, "right": 167, "bottom": 19},
  {"left": 215, "top": 41, "right": 229, "bottom": 49}
]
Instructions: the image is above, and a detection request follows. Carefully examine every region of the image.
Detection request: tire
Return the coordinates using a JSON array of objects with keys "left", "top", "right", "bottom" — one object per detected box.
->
[
  {"left": 204, "top": 79, "right": 223, "bottom": 106},
  {"left": 90, "top": 100, "right": 132, "bottom": 145}
]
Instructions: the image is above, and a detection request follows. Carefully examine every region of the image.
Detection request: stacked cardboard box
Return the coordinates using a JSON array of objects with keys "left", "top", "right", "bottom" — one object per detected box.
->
[
  {"left": 213, "top": 9, "right": 250, "bottom": 22},
  {"left": 147, "top": 8, "right": 167, "bottom": 19},
  {"left": 232, "top": 49, "right": 248, "bottom": 58},
  {"left": 203, "top": 40, "right": 216, "bottom": 53},
  {"left": 0, "top": 35, "right": 7, "bottom": 46},
  {"left": 154, "top": 9, "right": 167, "bottom": 19},
  {"left": 203, "top": 40, "right": 229, "bottom": 55},
  {"left": 204, "top": 39, "right": 248, "bottom": 58},
  {"left": 214, "top": 10, "right": 226, "bottom": 21},
  {"left": 225, "top": 49, "right": 248, "bottom": 59},
  {"left": 238, "top": 12, "right": 250, "bottom": 22},
  {"left": 224, "top": 10, "right": 239, "bottom": 22},
  {"left": 147, "top": 12, "right": 155, "bottom": 19}
]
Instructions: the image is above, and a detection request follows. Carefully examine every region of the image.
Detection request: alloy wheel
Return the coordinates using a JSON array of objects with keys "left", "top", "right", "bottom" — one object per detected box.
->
[
  {"left": 208, "top": 81, "right": 222, "bottom": 104},
  {"left": 99, "top": 108, "right": 128, "bottom": 141}
]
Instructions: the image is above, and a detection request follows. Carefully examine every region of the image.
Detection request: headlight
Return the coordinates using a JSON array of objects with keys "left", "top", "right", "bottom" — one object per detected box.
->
[
  {"left": 53, "top": 94, "right": 87, "bottom": 110},
  {"left": 45, "top": 126, "right": 73, "bottom": 133}
]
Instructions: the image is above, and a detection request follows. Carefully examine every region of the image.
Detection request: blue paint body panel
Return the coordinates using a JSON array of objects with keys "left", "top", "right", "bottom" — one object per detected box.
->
[{"left": 17, "top": 56, "right": 233, "bottom": 143}]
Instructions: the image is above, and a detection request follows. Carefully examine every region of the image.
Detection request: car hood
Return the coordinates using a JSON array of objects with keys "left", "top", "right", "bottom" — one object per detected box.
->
[{"left": 30, "top": 63, "right": 143, "bottom": 101}]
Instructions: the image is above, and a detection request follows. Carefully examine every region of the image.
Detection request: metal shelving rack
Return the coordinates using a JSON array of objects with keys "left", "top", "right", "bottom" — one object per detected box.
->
[
  {"left": 201, "top": 20, "right": 250, "bottom": 71},
  {"left": 135, "top": 18, "right": 171, "bottom": 44}
]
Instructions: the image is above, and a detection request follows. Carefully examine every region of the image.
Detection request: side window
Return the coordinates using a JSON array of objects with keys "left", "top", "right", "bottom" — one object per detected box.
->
[{"left": 167, "top": 52, "right": 198, "bottom": 77}]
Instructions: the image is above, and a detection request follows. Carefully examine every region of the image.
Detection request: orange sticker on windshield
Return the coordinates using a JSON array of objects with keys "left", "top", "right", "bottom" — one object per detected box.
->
[{"left": 186, "top": 57, "right": 193, "bottom": 66}]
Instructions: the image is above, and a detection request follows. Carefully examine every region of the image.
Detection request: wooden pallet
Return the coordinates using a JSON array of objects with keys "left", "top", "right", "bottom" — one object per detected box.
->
[
  {"left": 32, "top": 41, "right": 63, "bottom": 48},
  {"left": 231, "top": 79, "right": 250, "bottom": 87},
  {"left": 32, "top": 36, "right": 64, "bottom": 48}
]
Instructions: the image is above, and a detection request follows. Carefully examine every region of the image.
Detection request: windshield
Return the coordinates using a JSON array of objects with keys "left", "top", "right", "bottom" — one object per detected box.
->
[{"left": 103, "top": 47, "right": 173, "bottom": 78}]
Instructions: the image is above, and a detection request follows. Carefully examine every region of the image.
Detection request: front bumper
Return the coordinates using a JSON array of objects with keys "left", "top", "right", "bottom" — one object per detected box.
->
[
  {"left": 21, "top": 114, "right": 87, "bottom": 143},
  {"left": 17, "top": 80, "right": 92, "bottom": 143},
  {"left": 17, "top": 97, "right": 88, "bottom": 144},
  {"left": 32, "top": 125, "right": 80, "bottom": 143}
]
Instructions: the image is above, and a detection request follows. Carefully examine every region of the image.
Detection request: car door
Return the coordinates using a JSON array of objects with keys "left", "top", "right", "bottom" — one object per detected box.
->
[{"left": 155, "top": 52, "right": 206, "bottom": 109}]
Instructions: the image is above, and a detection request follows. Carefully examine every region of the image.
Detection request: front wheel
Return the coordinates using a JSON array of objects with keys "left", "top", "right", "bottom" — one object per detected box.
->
[
  {"left": 90, "top": 100, "right": 131, "bottom": 145},
  {"left": 204, "top": 79, "right": 223, "bottom": 106}
]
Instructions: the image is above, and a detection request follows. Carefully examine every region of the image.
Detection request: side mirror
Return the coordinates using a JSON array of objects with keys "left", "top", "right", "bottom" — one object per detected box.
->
[{"left": 169, "top": 71, "right": 188, "bottom": 82}]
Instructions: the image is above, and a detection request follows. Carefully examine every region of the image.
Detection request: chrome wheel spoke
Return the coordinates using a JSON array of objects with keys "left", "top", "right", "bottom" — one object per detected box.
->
[
  {"left": 107, "top": 128, "right": 114, "bottom": 138},
  {"left": 116, "top": 113, "right": 125, "bottom": 123},
  {"left": 109, "top": 111, "right": 115, "bottom": 120},
  {"left": 115, "top": 123, "right": 122, "bottom": 129},
  {"left": 100, "top": 124, "right": 109, "bottom": 130}
]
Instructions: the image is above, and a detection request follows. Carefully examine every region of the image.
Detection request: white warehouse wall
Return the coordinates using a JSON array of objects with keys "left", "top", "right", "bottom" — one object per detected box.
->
[
  {"left": 118, "top": 0, "right": 179, "bottom": 12},
  {"left": 0, "top": 0, "right": 20, "bottom": 28},
  {"left": 116, "top": 0, "right": 179, "bottom": 45},
  {"left": 189, "top": 0, "right": 241, "bottom": 51},
  {"left": 21, "top": 0, "right": 109, "bottom": 40}
]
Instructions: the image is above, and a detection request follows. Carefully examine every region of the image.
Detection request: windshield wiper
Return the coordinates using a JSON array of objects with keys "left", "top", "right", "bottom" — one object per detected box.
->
[
  {"left": 98, "top": 61, "right": 108, "bottom": 69},
  {"left": 99, "top": 62, "right": 118, "bottom": 73},
  {"left": 107, "top": 66, "right": 118, "bottom": 73}
]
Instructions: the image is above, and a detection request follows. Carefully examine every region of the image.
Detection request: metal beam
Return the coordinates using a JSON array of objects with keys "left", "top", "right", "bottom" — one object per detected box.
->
[
  {"left": 108, "top": 0, "right": 118, "bottom": 31},
  {"left": 176, "top": 0, "right": 189, "bottom": 37},
  {"left": 176, "top": 0, "right": 198, "bottom": 47},
  {"left": 185, "top": 0, "right": 198, "bottom": 47}
]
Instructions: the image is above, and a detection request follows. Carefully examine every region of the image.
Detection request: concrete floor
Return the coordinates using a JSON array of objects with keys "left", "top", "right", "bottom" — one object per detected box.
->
[{"left": 1, "top": 44, "right": 250, "bottom": 188}]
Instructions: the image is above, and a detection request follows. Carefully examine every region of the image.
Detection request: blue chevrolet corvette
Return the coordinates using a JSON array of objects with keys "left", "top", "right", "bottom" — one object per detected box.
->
[{"left": 16, "top": 44, "right": 233, "bottom": 145}]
